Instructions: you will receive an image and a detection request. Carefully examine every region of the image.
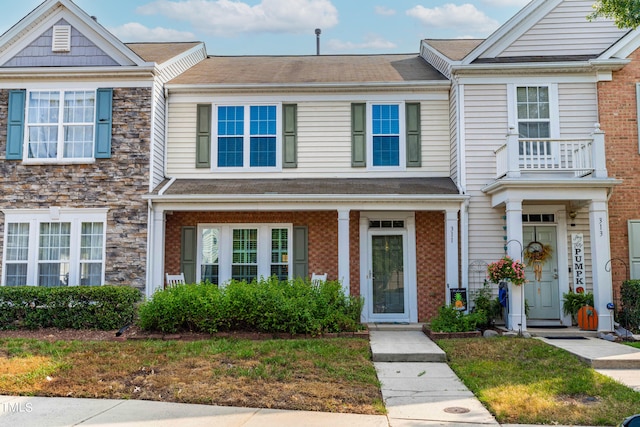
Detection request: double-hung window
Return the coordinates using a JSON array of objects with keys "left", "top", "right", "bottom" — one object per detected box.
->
[
  {"left": 198, "top": 224, "right": 291, "bottom": 285},
  {"left": 216, "top": 105, "right": 279, "bottom": 169},
  {"left": 366, "top": 102, "right": 407, "bottom": 169},
  {"left": 515, "top": 85, "right": 555, "bottom": 162},
  {"left": 27, "top": 90, "right": 96, "bottom": 160},
  {"left": 2, "top": 209, "right": 106, "bottom": 287}
]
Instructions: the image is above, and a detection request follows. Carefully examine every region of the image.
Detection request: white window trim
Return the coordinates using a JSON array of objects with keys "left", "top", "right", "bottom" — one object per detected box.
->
[
  {"left": 22, "top": 89, "right": 97, "bottom": 165},
  {"left": 2, "top": 208, "right": 107, "bottom": 287},
  {"left": 366, "top": 101, "right": 406, "bottom": 171},
  {"left": 197, "top": 223, "right": 292, "bottom": 285},
  {"left": 212, "top": 103, "right": 283, "bottom": 172},
  {"left": 507, "top": 83, "right": 560, "bottom": 138}
]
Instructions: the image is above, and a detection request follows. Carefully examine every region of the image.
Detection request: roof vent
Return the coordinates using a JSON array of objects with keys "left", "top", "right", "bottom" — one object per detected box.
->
[{"left": 52, "top": 25, "right": 71, "bottom": 52}]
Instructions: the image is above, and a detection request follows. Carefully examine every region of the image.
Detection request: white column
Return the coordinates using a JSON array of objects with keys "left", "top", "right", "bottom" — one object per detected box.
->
[
  {"left": 337, "top": 209, "right": 351, "bottom": 296},
  {"left": 505, "top": 199, "right": 526, "bottom": 332},
  {"left": 445, "top": 209, "right": 460, "bottom": 305},
  {"left": 589, "top": 200, "right": 614, "bottom": 332},
  {"left": 591, "top": 124, "right": 607, "bottom": 179},
  {"left": 148, "top": 208, "right": 166, "bottom": 298}
]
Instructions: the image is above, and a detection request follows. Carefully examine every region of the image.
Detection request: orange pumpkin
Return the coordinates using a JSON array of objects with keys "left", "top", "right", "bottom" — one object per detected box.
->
[{"left": 577, "top": 305, "right": 598, "bottom": 331}]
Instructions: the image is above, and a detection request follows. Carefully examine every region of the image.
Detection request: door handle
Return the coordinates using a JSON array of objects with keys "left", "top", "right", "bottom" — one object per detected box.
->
[{"left": 553, "top": 274, "right": 558, "bottom": 279}]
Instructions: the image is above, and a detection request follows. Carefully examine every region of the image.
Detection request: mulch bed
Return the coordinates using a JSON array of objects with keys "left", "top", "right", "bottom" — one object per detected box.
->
[{"left": 0, "top": 326, "right": 370, "bottom": 342}]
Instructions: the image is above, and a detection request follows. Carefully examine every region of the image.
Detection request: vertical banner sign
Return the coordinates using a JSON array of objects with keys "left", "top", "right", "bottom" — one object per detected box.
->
[{"left": 571, "top": 233, "right": 585, "bottom": 293}]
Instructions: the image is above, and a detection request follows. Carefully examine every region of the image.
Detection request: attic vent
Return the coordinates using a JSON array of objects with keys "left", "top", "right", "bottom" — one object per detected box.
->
[{"left": 52, "top": 25, "right": 71, "bottom": 52}]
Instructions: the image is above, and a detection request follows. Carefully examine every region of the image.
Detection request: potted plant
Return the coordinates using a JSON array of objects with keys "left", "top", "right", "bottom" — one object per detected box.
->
[{"left": 487, "top": 256, "right": 527, "bottom": 286}]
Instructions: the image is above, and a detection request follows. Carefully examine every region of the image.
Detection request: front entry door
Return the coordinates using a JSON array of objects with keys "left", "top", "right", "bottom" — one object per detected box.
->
[
  {"left": 368, "top": 232, "right": 409, "bottom": 322},
  {"left": 523, "top": 226, "right": 560, "bottom": 319}
]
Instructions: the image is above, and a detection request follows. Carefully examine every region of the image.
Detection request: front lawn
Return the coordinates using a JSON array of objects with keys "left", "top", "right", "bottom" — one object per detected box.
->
[
  {"left": 0, "top": 337, "right": 384, "bottom": 414},
  {"left": 438, "top": 338, "right": 640, "bottom": 426}
]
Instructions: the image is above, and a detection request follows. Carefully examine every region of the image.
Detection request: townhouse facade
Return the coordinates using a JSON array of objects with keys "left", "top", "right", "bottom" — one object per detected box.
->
[{"left": 0, "top": 0, "right": 205, "bottom": 291}]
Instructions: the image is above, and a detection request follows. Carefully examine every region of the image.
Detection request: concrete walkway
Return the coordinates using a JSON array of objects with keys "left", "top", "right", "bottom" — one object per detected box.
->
[{"left": 2, "top": 328, "right": 640, "bottom": 427}]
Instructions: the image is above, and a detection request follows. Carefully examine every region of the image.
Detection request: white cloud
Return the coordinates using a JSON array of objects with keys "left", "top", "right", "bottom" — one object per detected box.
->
[
  {"left": 109, "top": 22, "right": 196, "bottom": 42},
  {"left": 406, "top": 3, "right": 499, "bottom": 33},
  {"left": 327, "top": 34, "right": 397, "bottom": 51},
  {"left": 482, "top": 0, "right": 531, "bottom": 6},
  {"left": 137, "top": 0, "right": 339, "bottom": 36},
  {"left": 374, "top": 6, "right": 396, "bottom": 16}
]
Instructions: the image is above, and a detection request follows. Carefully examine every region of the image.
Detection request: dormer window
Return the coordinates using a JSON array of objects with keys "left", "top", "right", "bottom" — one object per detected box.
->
[{"left": 52, "top": 25, "right": 71, "bottom": 52}]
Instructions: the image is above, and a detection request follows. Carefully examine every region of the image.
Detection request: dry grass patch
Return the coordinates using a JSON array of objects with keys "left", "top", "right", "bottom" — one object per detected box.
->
[
  {"left": 0, "top": 338, "right": 383, "bottom": 414},
  {"left": 438, "top": 337, "right": 640, "bottom": 426}
]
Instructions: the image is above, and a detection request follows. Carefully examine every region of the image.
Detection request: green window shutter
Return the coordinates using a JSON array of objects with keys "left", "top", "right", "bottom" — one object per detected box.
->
[
  {"left": 351, "top": 103, "right": 366, "bottom": 167},
  {"left": 94, "top": 88, "right": 113, "bottom": 159},
  {"left": 181, "top": 226, "right": 197, "bottom": 284},
  {"left": 406, "top": 102, "right": 421, "bottom": 167},
  {"left": 282, "top": 103, "right": 297, "bottom": 168},
  {"left": 629, "top": 221, "right": 640, "bottom": 279},
  {"left": 6, "top": 90, "right": 26, "bottom": 160},
  {"left": 292, "top": 226, "right": 308, "bottom": 279},
  {"left": 196, "top": 104, "right": 212, "bottom": 168}
]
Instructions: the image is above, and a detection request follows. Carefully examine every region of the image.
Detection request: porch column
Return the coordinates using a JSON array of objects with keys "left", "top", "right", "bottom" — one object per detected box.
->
[
  {"left": 505, "top": 199, "right": 526, "bottom": 332},
  {"left": 337, "top": 209, "right": 350, "bottom": 295},
  {"left": 148, "top": 208, "right": 166, "bottom": 298},
  {"left": 445, "top": 209, "right": 460, "bottom": 304},
  {"left": 506, "top": 126, "right": 521, "bottom": 178},
  {"left": 589, "top": 200, "right": 614, "bottom": 332},
  {"left": 591, "top": 124, "right": 607, "bottom": 179}
]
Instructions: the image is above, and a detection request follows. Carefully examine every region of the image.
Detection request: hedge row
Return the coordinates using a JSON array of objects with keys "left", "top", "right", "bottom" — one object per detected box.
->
[
  {"left": 138, "top": 277, "right": 364, "bottom": 335},
  {"left": 620, "top": 280, "right": 640, "bottom": 333},
  {"left": 0, "top": 286, "right": 141, "bottom": 330}
]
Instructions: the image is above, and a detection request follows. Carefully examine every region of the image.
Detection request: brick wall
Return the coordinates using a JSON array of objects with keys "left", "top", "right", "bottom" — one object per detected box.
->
[
  {"left": 598, "top": 48, "right": 640, "bottom": 299},
  {"left": 0, "top": 87, "right": 152, "bottom": 290},
  {"left": 166, "top": 209, "right": 447, "bottom": 322}
]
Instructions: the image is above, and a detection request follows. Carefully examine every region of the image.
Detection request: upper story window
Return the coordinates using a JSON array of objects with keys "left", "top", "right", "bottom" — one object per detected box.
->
[
  {"left": 517, "top": 86, "right": 550, "bottom": 138},
  {"left": 215, "top": 104, "right": 280, "bottom": 170},
  {"left": 27, "top": 90, "right": 95, "bottom": 160},
  {"left": 6, "top": 88, "right": 113, "bottom": 163},
  {"left": 371, "top": 104, "right": 401, "bottom": 167}
]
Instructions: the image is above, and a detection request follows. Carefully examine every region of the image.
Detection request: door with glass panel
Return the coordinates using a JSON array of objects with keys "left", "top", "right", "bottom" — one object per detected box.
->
[{"left": 368, "top": 230, "right": 409, "bottom": 322}]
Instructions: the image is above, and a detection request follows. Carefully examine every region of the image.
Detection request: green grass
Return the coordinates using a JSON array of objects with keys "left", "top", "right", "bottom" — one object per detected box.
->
[
  {"left": 624, "top": 341, "right": 640, "bottom": 349},
  {"left": 0, "top": 337, "right": 383, "bottom": 414},
  {"left": 438, "top": 337, "right": 640, "bottom": 425}
]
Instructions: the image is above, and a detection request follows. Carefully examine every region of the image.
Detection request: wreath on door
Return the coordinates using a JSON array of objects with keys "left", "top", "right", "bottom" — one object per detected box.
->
[{"left": 524, "top": 241, "right": 553, "bottom": 282}]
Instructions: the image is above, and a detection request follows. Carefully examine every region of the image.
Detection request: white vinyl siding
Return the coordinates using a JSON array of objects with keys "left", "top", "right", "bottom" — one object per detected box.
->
[
  {"left": 166, "top": 98, "right": 451, "bottom": 178},
  {"left": 149, "top": 45, "right": 207, "bottom": 190},
  {"left": 558, "top": 82, "right": 598, "bottom": 136},
  {"left": 498, "top": 1, "right": 627, "bottom": 58},
  {"left": 449, "top": 84, "right": 459, "bottom": 184}
]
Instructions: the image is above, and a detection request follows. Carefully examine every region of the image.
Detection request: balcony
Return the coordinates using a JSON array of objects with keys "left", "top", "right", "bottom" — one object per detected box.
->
[{"left": 495, "top": 125, "right": 607, "bottom": 179}]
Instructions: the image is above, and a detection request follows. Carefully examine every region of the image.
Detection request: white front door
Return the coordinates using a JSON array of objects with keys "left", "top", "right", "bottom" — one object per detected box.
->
[
  {"left": 523, "top": 226, "right": 560, "bottom": 319},
  {"left": 367, "top": 231, "right": 409, "bottom": 322}
]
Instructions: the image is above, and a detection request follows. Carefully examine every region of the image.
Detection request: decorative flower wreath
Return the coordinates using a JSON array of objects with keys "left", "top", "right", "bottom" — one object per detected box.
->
[
  {"left": 524, "top": 241, "right": 553, "bottom": 264},
  {"left": 487, "top": 256, "right": 527, "bottom": 286}
]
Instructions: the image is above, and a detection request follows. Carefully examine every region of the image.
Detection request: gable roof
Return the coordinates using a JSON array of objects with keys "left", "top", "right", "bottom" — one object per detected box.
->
[
  {"left": 0, "top": 0, "right": 149, "bottom": 67},
  {"left": 423, "top": 39, "right": 484, "bottom": 62},
  {"left": 168, "top": 54, "right": 446, "bottom": 87},
  {"left": 126, "top": 42, "right": 203, "bottom": 65}
]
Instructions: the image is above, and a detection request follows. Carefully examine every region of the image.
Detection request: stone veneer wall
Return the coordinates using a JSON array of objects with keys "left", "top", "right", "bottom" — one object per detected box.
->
[{"left": 0, "top": 87, "right": 152, "bottom": 290}]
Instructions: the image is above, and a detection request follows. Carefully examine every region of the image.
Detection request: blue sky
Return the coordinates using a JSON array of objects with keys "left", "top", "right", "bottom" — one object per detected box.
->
[{"left": 0, "top": 0, "right": 534, "bottom": 55}]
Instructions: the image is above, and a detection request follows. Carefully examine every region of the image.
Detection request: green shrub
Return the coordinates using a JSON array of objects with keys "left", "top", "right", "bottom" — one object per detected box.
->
[
  {"left": 0, "top": 286, "right": 141, "bottom": 330},
  {"left": 428, "top": 305, "right": 485, "bottom": 333},
  {"left": 471, "top": 281, "right": 502, "bottom": 328},
  {"left": 137, "top": 277, "right": 364, "bottom": 335},
  {"left": 619, "top": 280, "right": 640, "bottom": 333}
]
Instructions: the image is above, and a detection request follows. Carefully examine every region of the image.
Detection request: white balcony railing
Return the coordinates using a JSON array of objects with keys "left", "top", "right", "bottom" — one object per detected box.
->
[{"left": 495, "top": 124, "right": 607, "bottom": 179}]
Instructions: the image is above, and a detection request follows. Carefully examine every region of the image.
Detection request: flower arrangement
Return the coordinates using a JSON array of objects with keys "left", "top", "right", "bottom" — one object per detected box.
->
[{"left": 487, "top": 256, "right": 527, "bottom": 286}]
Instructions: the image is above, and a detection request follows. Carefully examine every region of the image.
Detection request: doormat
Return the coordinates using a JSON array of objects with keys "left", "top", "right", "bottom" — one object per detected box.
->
[{"left": 544, "top": 336, "right": 588, "bottom": 340}]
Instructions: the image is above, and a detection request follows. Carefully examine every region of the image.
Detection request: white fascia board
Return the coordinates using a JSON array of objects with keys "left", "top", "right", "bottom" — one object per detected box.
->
[
  {"left": 164, "top": 81, "right": 451, "bottom": 94},
  {"left": 0, "top": 66, "right": 157, "bottom": 86},
  {"left": 149, "top": 198, "right": 469, "bottom": 214},
  {"left": 144, "top": 193, "right": 468, "bottom": 204},
  {"left": 481, "top": 178, "right": 621, "bottom": 195},
  {"left": 600, "top": 29, "right": 640, "bottom": 59},
  {"left": 462, "top": 0, "right": 562, "bottom": 64},
  {"left": 156, "top": 43, "right": 207, "bottom": 71},
  {"left": 168, "top": 91, "right": 449, "bottom": 104},
  {"left": 0, "top": 0, "right": 148, "bottom": 67}
]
